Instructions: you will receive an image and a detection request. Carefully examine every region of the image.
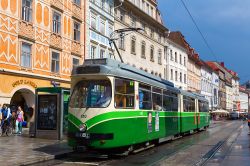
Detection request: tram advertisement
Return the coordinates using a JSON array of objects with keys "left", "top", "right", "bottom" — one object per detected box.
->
[
  {"left": 155, "top": 111, "right": 159, "bottom": 131},
  {"left": 148, "top": 112, "right": 152, "bottom": 133}
]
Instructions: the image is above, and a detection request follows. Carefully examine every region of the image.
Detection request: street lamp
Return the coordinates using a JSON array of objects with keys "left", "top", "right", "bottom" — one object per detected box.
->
[
  {"left": 109, "top": 28, "right": 143, "bottom": 63},
  {"left": 114, "top": 0, "right": 124, "bottom": 10}
]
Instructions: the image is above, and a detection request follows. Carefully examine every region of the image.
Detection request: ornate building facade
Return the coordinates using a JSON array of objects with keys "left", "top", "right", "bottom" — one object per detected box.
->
[
  {"left": 0, "top": 0, "right": 85, "bottom": 122},
  {"left": 114, "top": 0, "right": 168, "bottom": 78}
]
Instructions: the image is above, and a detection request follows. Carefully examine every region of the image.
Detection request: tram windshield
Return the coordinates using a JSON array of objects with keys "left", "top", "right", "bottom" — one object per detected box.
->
[{"left": 69, "top": 80, "right": 112, "bottom": 108}]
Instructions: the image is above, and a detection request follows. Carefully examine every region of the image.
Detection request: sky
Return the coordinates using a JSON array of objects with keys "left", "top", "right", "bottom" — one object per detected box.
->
[{"left": 158, "top": 0, "right": 250, "bottom": 83}]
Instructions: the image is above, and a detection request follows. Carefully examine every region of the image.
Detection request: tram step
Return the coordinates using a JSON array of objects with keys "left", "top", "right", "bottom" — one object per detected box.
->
[{"left": 132, "top": 144, "right": 155, "bottom": 153}]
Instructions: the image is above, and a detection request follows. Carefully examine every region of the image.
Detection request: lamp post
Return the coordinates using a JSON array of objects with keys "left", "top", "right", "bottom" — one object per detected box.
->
[{"left": 109, "top": 28, "right": 143, "bottom": 63}]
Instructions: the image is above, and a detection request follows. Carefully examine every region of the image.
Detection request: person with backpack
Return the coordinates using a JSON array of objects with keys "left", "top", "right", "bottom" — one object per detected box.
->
[{"left": 1, "top": 104, "right": 11, "bottom": 128}]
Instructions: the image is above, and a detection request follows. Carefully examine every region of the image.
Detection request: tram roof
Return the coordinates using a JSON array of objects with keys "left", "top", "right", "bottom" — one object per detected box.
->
[
  {"left": 180, "top": 90, "right": 208, "bottom": 102},
  {"left": 73, "top": 58, "right": 179, "bottom": 93}
]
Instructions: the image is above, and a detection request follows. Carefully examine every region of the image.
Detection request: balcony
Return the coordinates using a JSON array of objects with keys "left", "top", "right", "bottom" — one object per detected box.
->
[
  {"left": 50, "top": 33, "right": 62, "bottom": 49},
  {"left": 51, "top": 0, "right": 63, "bottom": 11},
  {"left": 72, "top": 3, "right": 82, "bottom": 21},
  {"left": 71, "top": 41, "right": 81, "bottom": 55},
  {"left": 18, "top": 21, "right": 35, "bottom": 41}
]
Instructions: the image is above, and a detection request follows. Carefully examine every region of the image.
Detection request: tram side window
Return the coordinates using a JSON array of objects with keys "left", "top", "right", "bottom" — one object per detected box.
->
[
  {"left": 163, "top": 90, "right": 178, "bottom": 112},
  {"left": 183, "top": 96, "right": 195, "bottom": 112},
  {"left": 152, "top": 87, "right": 163, "bottom": 111},
  {"left": 199, "top": 101, "right": 209, "bottom": 112},
  {"left": 139, "top": 84, "right": 152, "bottom": 110},
  {"left": 115, "top": 78, "right": 135, "bottom": 108}
]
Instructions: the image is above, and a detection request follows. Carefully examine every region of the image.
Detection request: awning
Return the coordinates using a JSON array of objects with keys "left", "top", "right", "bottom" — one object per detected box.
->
[{"left": 211, "top": 110, "right": 229, "bottom": 114}]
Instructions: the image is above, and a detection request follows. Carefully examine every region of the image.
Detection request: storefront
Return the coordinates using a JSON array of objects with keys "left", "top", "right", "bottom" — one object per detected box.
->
[{"left": 0, "top": 73, "right": 70, "bottom": 127}]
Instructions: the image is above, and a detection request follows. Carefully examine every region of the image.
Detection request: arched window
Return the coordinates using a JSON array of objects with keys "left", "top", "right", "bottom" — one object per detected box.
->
[
  {"left": 175, "top": 52, "right": 177, "bottom": 62},
  {"left": 151, "top": 71, "right": 154, "bottom": 74},
  {"left": 150, "top": 45, "right": 154, "bottom": 61}
]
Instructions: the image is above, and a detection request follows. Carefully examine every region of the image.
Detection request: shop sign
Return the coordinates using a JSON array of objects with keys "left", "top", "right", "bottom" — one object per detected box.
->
[{"left": 12, "top": 80, "right": 37, "bottom": 88}]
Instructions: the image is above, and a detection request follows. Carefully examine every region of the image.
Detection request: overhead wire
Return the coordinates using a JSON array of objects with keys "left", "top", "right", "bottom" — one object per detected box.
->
[{"left": 179, "top": 0, "right": 219, "bottom": 62}]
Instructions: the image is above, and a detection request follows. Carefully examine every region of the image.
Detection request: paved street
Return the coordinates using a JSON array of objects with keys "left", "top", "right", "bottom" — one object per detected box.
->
[
  {"left": 0, "top": 132, "right": 72, "bottom": 166},
  {"left": 0, "top": 120, "right": 249, "bottom": 166}
]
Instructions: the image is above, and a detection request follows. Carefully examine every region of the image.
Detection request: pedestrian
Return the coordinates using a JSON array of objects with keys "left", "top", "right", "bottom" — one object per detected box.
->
[
  {"left": 0, "top": 104, "right": 2, "bottom": 128},
  {"left": 248, "top": 112, "right": 250, "bottom": 135},
  {"left": 1, "top": 104, "right": 11, "bottom": 128},
  {"left": 16, "top": 106, "right": 24, "bottom": 135}
]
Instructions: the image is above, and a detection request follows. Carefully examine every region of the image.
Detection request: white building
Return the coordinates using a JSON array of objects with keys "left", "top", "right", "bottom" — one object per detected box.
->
[
  {"left": 200, "top": 62, "right": 213, "bottom": 110},
  {"left": 225, "top": 83, "right": 233, "bottom": 111},
  {"left": 114, "top": 0, "right": 168, "bottom": 78},
  {"left": 231, "top": 75, "right": 240, "bottom": 111},
  {"left": 239, "top": 88, "right": 249, "bottom": 112},
  {"left": 211, "top": 71, "right": 219, "bottom": 110},
  {"left": 166, "top": 32, "right": 188, "bottom": 90},
  {"left": 87, "top": 0, "right": 114, "bottom": 59}
]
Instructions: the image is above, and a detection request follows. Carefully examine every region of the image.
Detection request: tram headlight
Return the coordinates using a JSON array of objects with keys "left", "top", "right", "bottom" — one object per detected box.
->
[{"left": 79, "top": 124, "right": 87, "bottom": 132}]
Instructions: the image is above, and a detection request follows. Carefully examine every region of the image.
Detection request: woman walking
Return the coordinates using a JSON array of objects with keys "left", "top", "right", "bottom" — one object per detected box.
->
[{"left": 16, "top": 106, "right": 24, "bottom": 135}]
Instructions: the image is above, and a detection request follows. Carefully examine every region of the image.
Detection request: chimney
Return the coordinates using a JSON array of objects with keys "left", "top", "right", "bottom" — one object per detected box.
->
[{"left": 220, "top": 62, "right": 225, "bottom": 67}]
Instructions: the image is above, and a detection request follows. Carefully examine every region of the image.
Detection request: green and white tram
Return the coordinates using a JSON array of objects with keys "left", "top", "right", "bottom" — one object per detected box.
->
[{"left": 68, "top": 59, "right": 210, "bottom": 151}]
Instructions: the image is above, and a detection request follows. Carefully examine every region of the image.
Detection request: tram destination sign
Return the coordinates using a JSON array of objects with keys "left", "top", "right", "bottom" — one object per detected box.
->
[{"left": 77, "top": 66, "right": 101, "bottom": 74}]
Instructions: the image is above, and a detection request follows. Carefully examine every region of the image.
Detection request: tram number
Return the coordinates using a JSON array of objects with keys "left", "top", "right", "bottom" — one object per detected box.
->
[
  {"left": 76, "top": 133, "right": 89, "bottom": 138},
  {"left": 81, "top": 114, "right": 87, "bottom": 118}
]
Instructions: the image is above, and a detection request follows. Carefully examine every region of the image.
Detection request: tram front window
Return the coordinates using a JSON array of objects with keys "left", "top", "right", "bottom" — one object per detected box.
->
[{"left": 69, "top": 80, "right": 112, "bottom": 108}]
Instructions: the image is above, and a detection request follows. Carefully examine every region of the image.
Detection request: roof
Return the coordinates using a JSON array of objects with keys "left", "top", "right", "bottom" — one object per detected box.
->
[{"left": 168, "top": 31, "right": 188, "bottom": 50}]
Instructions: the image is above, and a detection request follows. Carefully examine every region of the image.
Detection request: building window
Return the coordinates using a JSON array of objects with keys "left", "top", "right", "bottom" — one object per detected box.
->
[
  {"left": 146, "top": 3, "right": 150, "bottom": 14},
  {"left": 184, "top": 74, "right": 187, "bottom": 84},
  {"left": 73, "top": 22, "right": 80, "bottom": 41},
  {"left": 175, "top": 71, "right": 178, "bottom": 81},
  {"left": 91, "top": 13, "right": 97, "bottom": 30},
  {"left": 100, "top": 18, "right": 105, "bottom": 35},
  {"left": 150, "top": 46, "right": 154, "bottom": 61},
  {"left": 150, "top": 28, "right": 154, "bottom": 38},
  {"left": 120, "top": 10, "right": 125, "bottom": 22},
  {"left": 158, "top": 49, "right": 162, "bottom": 64},
  {"left": 180, "top": 72, "right": 182, "bottom": 82},
  {"left": 175, "top": 52, "right": 177, "bottom": 63},
  {"left": 108, "top": 23, "right": 113, "bottom": 38},
  {"left": 131, "top": 16, "right": 136, "bottom": 27},
  {"left": 170, "top": 69, "right": 174, "bottom": 80},
  {"left": 22, "top": 0, "right": 32, "bottom": 22},
  {"left": 21, "top": 42, "right": 32, "bottom": 68},
  {"left": 184, "top": 57, "right": 186, "bottom": 66},
  {"left": 100, "top": 0, "right": 105, "bottom": 9},
  {"left": 170, "top": 50, "right": 173, "bottom": 60},
  {"left": 51, "top": 51, "right": 60, "bottom": 73},
  {"left": 52, "top": 11, "right": 61, "bottom": 34},
  {"left": 131, "top": 36, "right": 136, "bottom": 54},
  {"left": 180, "top": 54, "right": 182, "bottom": 64},
  {"left": 73, "top": 0, "right": 81, "bottom": 6},
  {"left": 142, "top": 0, "right": 145, "bottom": 11},
  {"left": 141, "top": 41, "right": 146, "bottom": 58},
  {"left": 100, "top": 49, "right": 105, "bottom": 58},
  {"left": 90, "top": 45, "right": 96, "bottom": 59},
  {"left": 72, "top": 58, "right": 79, "bottom": 69},
  {"left": 119, "top": 36, "right": 125, "bottom": 50}
]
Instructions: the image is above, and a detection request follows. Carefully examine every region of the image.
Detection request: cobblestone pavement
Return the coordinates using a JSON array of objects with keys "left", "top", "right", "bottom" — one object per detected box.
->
[{"left": 0, "top": 129, "right": 72, "bottom": 166}]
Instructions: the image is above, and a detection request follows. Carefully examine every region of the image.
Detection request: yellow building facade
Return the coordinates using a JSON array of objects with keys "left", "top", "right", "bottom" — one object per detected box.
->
[{"left": 0, "top": 0, "right": 85, "bottom": 122}]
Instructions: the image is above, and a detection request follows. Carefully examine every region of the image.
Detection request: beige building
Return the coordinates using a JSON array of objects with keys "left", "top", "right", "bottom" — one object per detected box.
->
[
  {"left": 187, "top": 48, "right": 202, "bottom": 93},
  {"left": 114, "top": 0, "right": 168, "bottom": 78}
]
